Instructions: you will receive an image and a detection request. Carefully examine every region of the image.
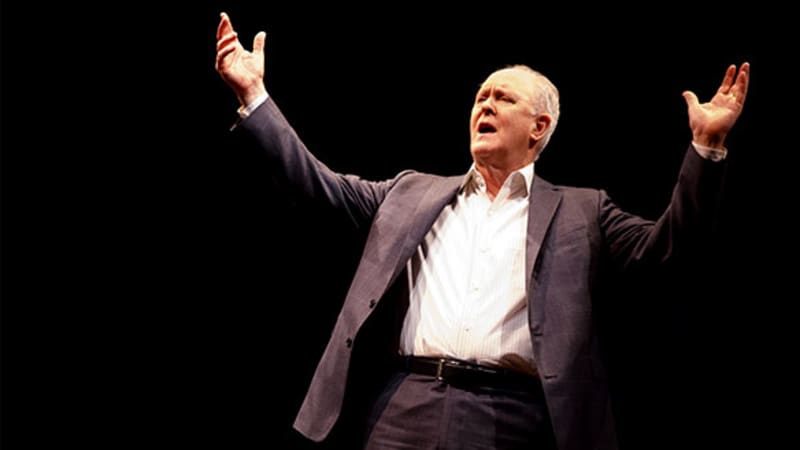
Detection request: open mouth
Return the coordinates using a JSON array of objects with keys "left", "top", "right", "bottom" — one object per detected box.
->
[{"left": 478, "top": 123, "right": 497, "bottom": 134}]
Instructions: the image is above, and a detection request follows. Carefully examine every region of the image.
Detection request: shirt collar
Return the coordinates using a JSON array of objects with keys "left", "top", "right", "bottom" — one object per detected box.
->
[{"left": 461, "top": 162, "right": 535, "bottom": 197}]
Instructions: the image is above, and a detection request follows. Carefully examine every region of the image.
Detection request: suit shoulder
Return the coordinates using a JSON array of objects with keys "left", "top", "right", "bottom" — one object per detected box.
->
[
  {"left": 393, "top": 170, "right": 455, "bottom": 184},
  {"left": 547, "top": 183, "right": 606, "bottom": 216},
  {"left": 550, "top": 183, "right": 603, "bottom": 199}
]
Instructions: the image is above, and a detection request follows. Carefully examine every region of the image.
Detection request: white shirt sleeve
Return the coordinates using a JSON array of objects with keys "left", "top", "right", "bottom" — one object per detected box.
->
[
  {"left": 237, "top": 93, "right": 270, "bottom": 119},
  {"left": 692, "top": 141, "right": 727, "bottom": 162}
]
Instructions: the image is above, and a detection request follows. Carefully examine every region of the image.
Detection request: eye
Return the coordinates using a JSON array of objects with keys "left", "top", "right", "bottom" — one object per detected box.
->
[{"left": 500, "top": 95, "right": 515, "bottom": 103}]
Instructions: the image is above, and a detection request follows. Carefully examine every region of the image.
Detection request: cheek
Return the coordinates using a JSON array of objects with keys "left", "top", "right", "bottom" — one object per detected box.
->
[{"left": 510, "top": 119, "right": 531, "bottom": 136}]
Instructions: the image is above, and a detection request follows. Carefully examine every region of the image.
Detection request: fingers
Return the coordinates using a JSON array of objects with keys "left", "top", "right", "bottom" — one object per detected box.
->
[
  {"left": 253, "top": 31, "right": 267, "bottom": 56},
  {"left": 216, "top": 42, "right": 238, "bottom": 70},
  {"left": 716, "top": 64, "right": 736, "bottom": 95},
  {"left": 217, "top": 31, "right": 239, "bottom": 52},
  {"left": 217, "top": 12, "right": 233, "bottom": 41},
  {"left": 216, "top": 12, "right": 266, "bottom": 56},
  {"left": 217, "top": 31, "right": 240, "bottom": 54},
  {"left": 682, "top": 90, "right": 699, "bottom": 109},
  {"left": 217, "top": 12, "right": 239, "bottom": 51},
  {"left": 732, "top": 62, "right": 750, "bottom": 104},
  {"left": 215, "top": 24, "right": 240, "bottom": 72}
]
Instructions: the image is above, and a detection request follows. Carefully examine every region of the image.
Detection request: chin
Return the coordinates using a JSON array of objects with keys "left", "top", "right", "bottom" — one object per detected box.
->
[{"left": 471, "top": 144, "right": 494, "bottom": 160}]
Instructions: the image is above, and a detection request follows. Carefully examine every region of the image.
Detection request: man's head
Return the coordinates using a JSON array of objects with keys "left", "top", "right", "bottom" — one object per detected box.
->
[{"left": 470, "top": 65, "right": 560, "bottom": 169}]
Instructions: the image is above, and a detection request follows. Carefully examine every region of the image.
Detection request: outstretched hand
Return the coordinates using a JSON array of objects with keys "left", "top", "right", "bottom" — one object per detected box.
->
[
  {"left": 215, "top": 12, "right": 267, "bottom": 107},
  {"left": 682, "top": 63, "right": 750, "bottom": 149}
]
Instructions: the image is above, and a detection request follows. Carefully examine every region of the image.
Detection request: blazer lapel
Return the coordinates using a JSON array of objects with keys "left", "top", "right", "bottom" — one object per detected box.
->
[
  {"left": 386, "top": 176, "right": 462, "bottom": 286},
  {"left": 525, "top": 176, "right": 562, "bottom": 287}
]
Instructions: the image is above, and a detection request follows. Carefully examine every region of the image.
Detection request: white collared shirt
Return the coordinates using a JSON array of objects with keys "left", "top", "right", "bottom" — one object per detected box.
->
[{"left": 399, "top": 163, "right": 536, "bottom": 368}]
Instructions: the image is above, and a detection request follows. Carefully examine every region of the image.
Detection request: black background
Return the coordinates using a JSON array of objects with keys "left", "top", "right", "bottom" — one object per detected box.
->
[{"left": 2, "top": 2, "right": 794, "bottom": 448}]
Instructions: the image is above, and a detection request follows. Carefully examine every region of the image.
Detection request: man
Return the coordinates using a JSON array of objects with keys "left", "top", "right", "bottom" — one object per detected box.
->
[{"left": 215, "top": 11, "right": 749, "bottom": 450}]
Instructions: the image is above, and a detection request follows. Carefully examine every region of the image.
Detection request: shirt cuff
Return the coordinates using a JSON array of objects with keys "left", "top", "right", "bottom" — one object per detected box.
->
[
  {"left": 237, "top": 93, "right": 270, "bottom": 119},
  {"left": 692, "top": 141, "right": 727, "bottom": 162}
]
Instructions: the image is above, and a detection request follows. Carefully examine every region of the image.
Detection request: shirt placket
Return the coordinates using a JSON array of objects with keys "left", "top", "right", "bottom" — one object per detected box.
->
[{"left": 455, "top": 184, "right": 490, "bottom": 354}]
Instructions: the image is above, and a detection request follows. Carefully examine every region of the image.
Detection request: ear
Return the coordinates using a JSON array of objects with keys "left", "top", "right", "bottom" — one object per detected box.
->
[{"left": 528, "top": 114, "right": 552, "bottom": 148}]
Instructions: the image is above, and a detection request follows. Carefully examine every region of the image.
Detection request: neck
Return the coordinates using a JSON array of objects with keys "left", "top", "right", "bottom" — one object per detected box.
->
[
  {"left": 471, "top": 145, "right": 537, "bottom": 200},
  {"left": 474, "top": 160, "right": 529, "bottom": 201}
]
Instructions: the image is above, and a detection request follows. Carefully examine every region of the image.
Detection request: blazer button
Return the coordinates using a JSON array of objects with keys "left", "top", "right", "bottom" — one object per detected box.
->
[
  {"left": 345, "top": 338, "right": 353, "bottom": 348},
  {"left": 368, "top": 299, "right": 376, "bottom": 309}
]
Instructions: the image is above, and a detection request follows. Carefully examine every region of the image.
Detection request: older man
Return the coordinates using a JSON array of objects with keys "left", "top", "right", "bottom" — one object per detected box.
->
[{"left": 215, "top": 11, "right": 748, "bottom": 450}]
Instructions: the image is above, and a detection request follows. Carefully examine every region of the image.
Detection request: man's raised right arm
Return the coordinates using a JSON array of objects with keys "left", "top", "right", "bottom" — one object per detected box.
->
[{"left": 214, "top": 13, "right": 396, "bottom": 229}]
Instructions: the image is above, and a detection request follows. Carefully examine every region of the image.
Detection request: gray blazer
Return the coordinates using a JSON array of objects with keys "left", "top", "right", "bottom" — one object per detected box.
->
[{"left": 238, "top": 98, "right": 724, "bottom": 450}]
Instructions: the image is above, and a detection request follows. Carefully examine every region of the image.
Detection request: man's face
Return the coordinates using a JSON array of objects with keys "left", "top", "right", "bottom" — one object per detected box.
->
[{"left": 470, "top": 68, "right": 539, "bottom": 165}]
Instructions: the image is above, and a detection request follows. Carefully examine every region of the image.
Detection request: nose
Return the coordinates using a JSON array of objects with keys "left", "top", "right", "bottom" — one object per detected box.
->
[{"left": 479, "top": 97, "right": 496, "bottom": 116}]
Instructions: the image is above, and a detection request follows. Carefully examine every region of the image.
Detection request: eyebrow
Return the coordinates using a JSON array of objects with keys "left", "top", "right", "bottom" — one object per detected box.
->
[{"left": 476, "top": 85, "right": 518, "bottom": 97}]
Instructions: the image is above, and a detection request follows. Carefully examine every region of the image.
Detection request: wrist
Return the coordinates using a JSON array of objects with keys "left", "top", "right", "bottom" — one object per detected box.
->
[
  {"left": 237, "top": 92, "right": 269, "bottom": 119},
  {"left": 693, "top": 133, "right": 727, "bottom": 150},
  {"left": 238, "top": 84, "right": 267, "bottom": 109}
]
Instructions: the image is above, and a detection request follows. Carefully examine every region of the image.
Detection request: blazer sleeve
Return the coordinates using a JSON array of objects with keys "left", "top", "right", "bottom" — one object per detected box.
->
[
  {"left": 236, "top": 97, "right": 403, "bottom": 230},
  {"left": 600, "top": 146, "right": 726, "bottom": 270}
]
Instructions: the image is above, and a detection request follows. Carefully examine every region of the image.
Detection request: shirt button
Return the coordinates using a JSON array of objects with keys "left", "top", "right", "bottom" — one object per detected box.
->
[
  {"left": 368, "top": 299, "right": 376, "bottom": 309},
  {"left": 345, "top": 338, "right": 353, "bottom": 348}
]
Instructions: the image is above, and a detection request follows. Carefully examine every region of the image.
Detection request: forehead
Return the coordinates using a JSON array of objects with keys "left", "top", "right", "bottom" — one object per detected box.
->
[{"left": 478, "top": 69, "right": 536, "bottom": 95}]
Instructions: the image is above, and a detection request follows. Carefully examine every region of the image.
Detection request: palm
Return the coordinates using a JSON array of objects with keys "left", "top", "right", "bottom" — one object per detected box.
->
[
  {"left": 223, "top": 46, "right": 262, "bottom": 86},
  {"left": 684, "top": 63, "right": 750, "bottom": 149}
]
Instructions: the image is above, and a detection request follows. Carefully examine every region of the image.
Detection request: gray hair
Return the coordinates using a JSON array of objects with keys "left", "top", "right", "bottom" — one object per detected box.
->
[{"left": 504, "top": 64, "right": 560, "bottom": 152}]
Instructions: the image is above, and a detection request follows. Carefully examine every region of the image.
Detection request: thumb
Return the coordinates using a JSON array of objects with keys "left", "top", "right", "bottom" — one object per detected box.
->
[
  {"left": 253, "top": 31, "right": 267, "bottom": 55},
  {"left": 682, "top": 90, "right": 699, "bottom": 108}
]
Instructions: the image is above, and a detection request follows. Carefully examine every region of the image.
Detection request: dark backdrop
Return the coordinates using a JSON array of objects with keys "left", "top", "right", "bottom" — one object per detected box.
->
[{"left": 2, "top": 3, "right": 793, "bottom": 449}]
